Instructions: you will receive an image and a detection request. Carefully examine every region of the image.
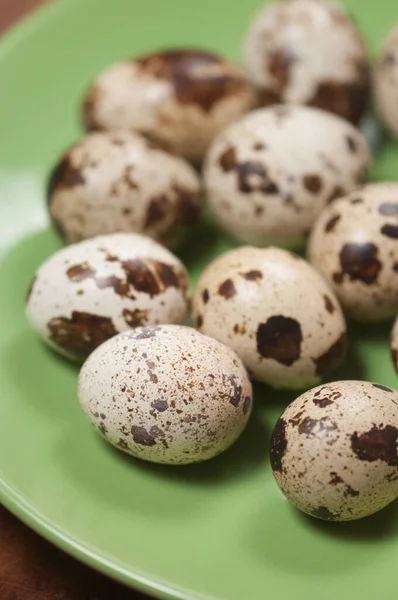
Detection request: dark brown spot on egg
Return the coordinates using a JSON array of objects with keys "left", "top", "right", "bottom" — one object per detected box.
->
[
  {"left": 344, "top": 485, "right": 359, "bottom": 498},
  {"left": 135, "top": 49, "right": 251, "bottom": 112},
  {"left": 82, "top": 84, "right": 101, "bottom": 130},
  {"left": 379, "top": 202, "right": 398, "bottom": 216},
  {"left": 324, "top": 214, "right": 341, "bottom": 233},
  {"left": 195, "top": 314, "right": 203, "bottom": 328},
  {"left": 131, "top": 425, "right": 156, "bottom": 446},
  {"left": 121, "top": 259, "right": 186, "bottom": 297},
  {"left": 237, "top": 161, "right": 279, "bottom": 194},
  {"left": 145, "top": 194, "right": 170, "bottom": 227},
  {"left": 202, "top": 289, "right": 210, "bottom": 304},
  {"left": 48, "top": 311, "right": 117, "bottom": 359},
  {"left": 314, "top": 396, "right": 334, "bottom": 408},
  {"left": 379, "top": 52, "right": 397, "bottom": 70},
  {"left": 219, "top": 146, "right": 237, "bottom": 172},
  {"left": 327, "top": 185, "right": 345, "bottom": 204},
  {"left": 350, "top": 196, "right": 363, "bottom": 205},
  {"left": 218, "top": 279, "right": 236, "bottom": 299},
  {"left": 243, "top": 270, "right": 263, "bottom": 281},
  {"left": 303, "top": 174, "right": 322, "bottom": 194},
  {"left": 372, "top": 383, "right": 394, "bottom": 393},
  {"left": 117, "top": 438, "right": 129, "bottom": 450},
  {"left": 329, "top": 472, "right": 344, "bottom": 485},
  {"left": 337, "top": 242, "right": 381, "bottom": 285},
  {"left": 313, "top": 333, "right": 347, "bottom": 376},
  {"left": 351, "top": 425, "right": 398, "bottom": 466},
  {"left": 381, "top": 224, "right": 398, "bottom": 239},
  {"left": 47, "top": 153, "right": 86, "bottom": 200},
  {"left": 122, "top": 308, "right": 149, "bottom": 328},
  {"left": 323, "top": 295, "right": 335, "bottom": 314},
  {"left": 151, "top": 399, "right": 169, "bottom": 412},
  {"left": 311, "top": 506, "right": 338, "bottom": 521},
  {"left": 268, "top": 48, "right": 297, "bottom": 94},
  {"left": 172, "top": 182, "right": 201, "bottom": 226},
  {"left": 253, "top": 142, "right": 265, "bottom": 151},
  {"left": 229, "top": 385, "right": 242, "bottom": 407},
  {"left": 98, "top": 422, "right": 108, "bottom": 436},
  {"left": 298, "top": 416, "right": 338, "bottom": 437},
  {"left": 66, "top": 262, "right": 96, "bottom": 282},
  {"left": 346, "top": 135, "right": 358, "bottom": 153},
  {"left": 256, "top": 316, "right": 302, "bottom": 366},
  {"left": 243, "top": 396, "right": 251, "bottom": 415},
  {"left": 269, "top": 417, "right": 288, "bottom": 473}
]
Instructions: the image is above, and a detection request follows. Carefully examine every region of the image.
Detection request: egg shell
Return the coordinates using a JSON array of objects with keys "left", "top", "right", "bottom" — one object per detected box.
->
[
  {"left": 374, "top": 24, "right": 398, "bottom": 140},
  {"left": 82, "top": 49, "right": 255, "bottom": 163},
  {"left": 192, "top": 246, "right": 347, "bottom": 389},
  {"left": 204, "top": 105, "right": 370, "bottom": 248},
  {"left": 270, "top": 380, "right": 398, "bottom": 521},
  {"left": 308, "top": 183, "right": 398, "bottom": 322},
  {"left": 47, "top": 131, "right": 202, "bottom": 247},
  {"left": 78, "top": 325, "right": 253, "bottom": 465},
  {"left": 26, "top": 233, "right": 189, "bottom": 361},
  {"left": 243, "top": 0, "right": 370, "bottom": 123},
  {"left": 391, "top": 316, "right": 398, "bottom": 373}
]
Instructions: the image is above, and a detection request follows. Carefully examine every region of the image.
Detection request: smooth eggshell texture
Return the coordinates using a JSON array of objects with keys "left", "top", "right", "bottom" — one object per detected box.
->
[
  {"left": 26, "top": 233, "right": 189, "bottom": 360},
  {"left": 270, "top": 380, "right": 398, "bottom": 521},
  {"left": 374, "top": 24, "right": 398, "bottom": 140},
  {"left": 47, "top": 131, "right": 202, "bottom": 247},
  {"left": 82, "top": 49, "right": 255, "bottom": 163},
  {"left": 308, "top": 183, "right": 398, "bottom": 322},
  {"left": 390, "top": 316, "right": 398, "bottom": 373},
  {"left": 243, "top": 0, "right": 370, "bottom": 123},
  {"left": 192, "top": 246, "right": 347, "bottom": 389},
  {"left": 78, "top": 325, "right": 253, "bottom": 464},
  {"left": 204, "top": 105, "right": 370, "bottom": 248}
]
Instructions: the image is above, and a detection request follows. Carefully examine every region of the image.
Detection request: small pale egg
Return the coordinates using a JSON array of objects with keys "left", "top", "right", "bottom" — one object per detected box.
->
[
  {"left": 243, "top": 0, "right": 370, "bottom": 123},
  {"left": 192, "top": 246, "right": 347, "bottom": 389},
  {"left": 82, "top": 49, "right": 256, "bottom": 163},
  {"left": 204, "top": 105, "right": 370, "bottom": 248},
  {"left": 26, "top": 233, "right": 189, "bottom": 361},
  {"left": 308, "top": 183, "right": 398, "bottom": 322},
  {"left": 374, "top": 24, "right": 398, "bottom": 141},
  {"left": 47, "top": 131, "right": 202, "bottom": 247},
  {"left": 78, "top": 325, "right": 252, "bottom": 464},
  {"left": 270, "top": 380, "right": 398, "bottom": 521}
]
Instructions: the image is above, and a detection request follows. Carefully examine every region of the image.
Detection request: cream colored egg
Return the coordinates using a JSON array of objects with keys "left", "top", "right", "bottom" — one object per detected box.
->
[
  {"left": 270, "top": 380, "right": 398, "bottom": 521},
  {"left": 391, "top": 316, "right": 398, "bottom": 373},
  {"left": 192, "top": 246, "right": 347, "bottom": 389},
  {"left": 243, "top": 0, "right": 370, "bottom": 123},
  {"left": 82, "top": 49, "right": 255, "bottom": 163},
  {"left": 26, "top": 233, "right": 189, "bottom": 361},
  {"left": 204, "top": 105, "right": 370, "bottom": 248},
  {"left": 374, "top": 24, "right": 398, "bottom": 141},
  {"left": 308, "top": 183, "right": 398, "bottom": 322},
  {"left": 78, "top": 325, "right": 253, "bottom": 464},
  {"left": 47, "top": 131, "right": 202, "bottom": 247}
]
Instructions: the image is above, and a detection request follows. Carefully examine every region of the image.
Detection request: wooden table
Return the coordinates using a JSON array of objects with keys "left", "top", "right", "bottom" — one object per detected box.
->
[{"left": 0, "top": 1, "right": 149, "bottom": 598}]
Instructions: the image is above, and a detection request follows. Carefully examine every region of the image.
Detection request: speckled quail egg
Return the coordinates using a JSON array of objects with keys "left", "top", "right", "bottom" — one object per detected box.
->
[
  {"left": 243, "top": 0, "right": 370, "bottom": 124},
  {"left": 204, "top": 105, "right": 370, "bottom": 248},
  {"left": 26, "top": 233, "right": 189, "bottom": 361},
  {"left": 78, "top": 325, "right": 252, "bottom": 464},
  {"left": 270, "top": 380, "right": 398, "bottom": 521},
  {"left": 192, "top": 246, "right": 347, "bottom": 389},
  {"left": 374, "top": 24, "right": 398, "bottom": 141},
  {"left": 391, "top": 316, "right": 398, "bottom": 373},
  {"left": 82, "top": 49, "right": 255, "bottom": 164},
  {"left": 47, "top": 131, "right": 202, "bottom": 247},
  {"left": 308, "top": 183, "right": 398, "bottom": 322}
]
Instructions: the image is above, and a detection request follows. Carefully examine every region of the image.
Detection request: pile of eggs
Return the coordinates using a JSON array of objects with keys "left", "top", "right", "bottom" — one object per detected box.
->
[{"left": 26, "top": 0, "right": 398, "bottom": 522}]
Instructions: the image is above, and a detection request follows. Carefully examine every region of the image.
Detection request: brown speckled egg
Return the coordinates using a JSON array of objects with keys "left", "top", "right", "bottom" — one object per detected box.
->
[
  {"left": 25, "top": 233, "right": 189, "bottom": 361},
  {"left": 243, "top": 0, "right": 370, "bottom": 124},
  {"left": 374, "top": 24, "right": 398, "bottom": 140},
  {"left": 391, "top": 316, "right": 398, "bottom": 373},
  {"left": 270, "top": 380, "right": 398, "bottom": 521},
  {"left": 82, "top": 49, "right": 255, "bottom": 163},
  {"left": 308, "top": 183, "right": 398, "bottom": 322},
  {"left": 47, "top": 131, "right": 202, "bottom": 247},
  {"left": 204, "top": 105, "right": 370, "bottom": 248},
  {"left": 78, "top": 325, "right": 252, "bottom": 464},
  {"left": 192, "top": 246, "right": 347, "bottom": 389}
]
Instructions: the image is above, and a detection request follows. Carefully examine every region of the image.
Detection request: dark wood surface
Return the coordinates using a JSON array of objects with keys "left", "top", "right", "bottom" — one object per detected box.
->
[{"left": 0, "top": 2, "right": 149, "bottom": 598}]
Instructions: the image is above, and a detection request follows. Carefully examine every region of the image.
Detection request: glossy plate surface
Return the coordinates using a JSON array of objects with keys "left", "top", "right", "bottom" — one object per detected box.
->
[{"left": 0, "top": 1, "right": 397, "bottom": 599}]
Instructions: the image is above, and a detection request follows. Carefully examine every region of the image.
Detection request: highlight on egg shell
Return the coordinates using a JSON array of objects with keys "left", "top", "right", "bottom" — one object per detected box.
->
[
  {"left": 82, "top": 49, "right": 256, "bottom": 163},
  {"left": 78, "top": 325, "right": 253, "bottom": 465},
  {"left": 374, "top": 23, "right": 398, "bottom": 141},
  {"left": 308, "top": 182, "right": 398, "bottom": 322},
  {"left": 25, "top": 233, "right": 189, "bottom": 361},
  {"left": 243, "top": 0, "right": 371, "bottom": 124},
  {"left": 192, "top": 246, "right": 347, "bottom": 390},
  {"left": 204, "top": 105, "right": 371, "bottom": 249},
  {"left": 270, "top": 380, "right": 398, "bottom": 521},
  {"left": 47, "top": 131, "right": 202, "bottom": 248}
]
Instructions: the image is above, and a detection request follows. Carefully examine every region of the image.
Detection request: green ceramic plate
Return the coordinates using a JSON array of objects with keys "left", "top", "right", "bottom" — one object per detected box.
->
[{"left": 0, "top": 0, "right": 397, "bottom": 598}]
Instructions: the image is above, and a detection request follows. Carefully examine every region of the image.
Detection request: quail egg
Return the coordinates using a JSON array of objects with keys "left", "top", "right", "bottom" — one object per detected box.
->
[
  {"left": 192, "top": 246, "right": 347, "bottom": 389},
  {"left": 26, "top": 233, "right": 189, "bottom": 361},
  {"left": 78, "top": 325, "right": 253, "bottom": 464},
  {"left": 270, "top": 380, "right": 398, "bottom": 521},
  {"left": 47, "top": 131, "right": 202, "bottom": 247}
]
